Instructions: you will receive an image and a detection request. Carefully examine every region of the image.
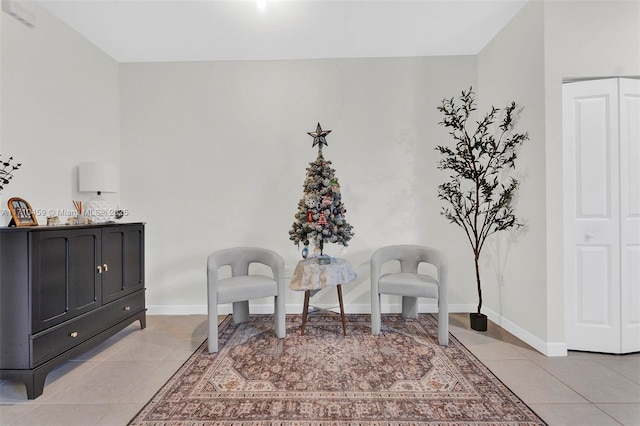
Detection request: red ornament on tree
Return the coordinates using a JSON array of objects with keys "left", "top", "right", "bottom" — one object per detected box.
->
[
  {"left": 307, "top": 210, "right": 313, "bottom": 222},
  {"left": 318, "top": 212, "right": 328, "bottom": 225}
]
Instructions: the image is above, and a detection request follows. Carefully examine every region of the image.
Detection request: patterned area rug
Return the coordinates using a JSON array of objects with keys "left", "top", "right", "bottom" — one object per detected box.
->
[{"left": 129, "top": 314, "right": 546, "bottom": 425}]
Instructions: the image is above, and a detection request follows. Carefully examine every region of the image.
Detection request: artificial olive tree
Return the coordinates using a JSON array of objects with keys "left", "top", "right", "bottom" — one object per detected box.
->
[{"left": 435, "top": 88, "right": 528, "bottom": 329}]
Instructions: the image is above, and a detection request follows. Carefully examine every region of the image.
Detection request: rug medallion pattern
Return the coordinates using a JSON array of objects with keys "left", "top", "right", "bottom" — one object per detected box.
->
[{"left": 129, "top": 314, "right": 546, "bottom": 425}]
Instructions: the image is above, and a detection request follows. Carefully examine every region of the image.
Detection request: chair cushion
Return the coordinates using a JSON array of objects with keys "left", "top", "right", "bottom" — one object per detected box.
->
[
  {"left": 216, "top": 275, "right": 278, "bottom": 304},
  {"left": 378, "top": 272, "right": 439, "bottom": 299}
]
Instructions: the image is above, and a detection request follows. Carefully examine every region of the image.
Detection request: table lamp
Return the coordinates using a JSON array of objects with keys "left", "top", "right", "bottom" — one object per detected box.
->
[{"left": 78, "top": 162, "right": 119, "bottom": 223}]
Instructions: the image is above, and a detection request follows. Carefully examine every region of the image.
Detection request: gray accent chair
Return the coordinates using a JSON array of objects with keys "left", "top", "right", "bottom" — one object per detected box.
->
[
  {"left": 207, "top": 247, "right": 286, "bottom": 353},
  {"left": 370, "top": 245, "right": 449, "bottom": 345}
]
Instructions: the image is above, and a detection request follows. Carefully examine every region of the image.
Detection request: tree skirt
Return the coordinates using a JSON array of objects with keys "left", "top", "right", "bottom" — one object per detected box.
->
[{"left": 129, "top": 314, "right": 546, "bottom": 425}]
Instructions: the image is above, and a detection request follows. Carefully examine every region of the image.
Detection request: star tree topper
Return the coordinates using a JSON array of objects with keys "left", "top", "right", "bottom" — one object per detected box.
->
[{"left": 307, "top": 122, "right": 331, "bottom": 154}]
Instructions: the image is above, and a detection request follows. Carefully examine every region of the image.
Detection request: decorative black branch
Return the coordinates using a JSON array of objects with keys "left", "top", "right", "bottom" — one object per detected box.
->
[{"left": 0, "top": 154, "right": 22, "bottom": 193}]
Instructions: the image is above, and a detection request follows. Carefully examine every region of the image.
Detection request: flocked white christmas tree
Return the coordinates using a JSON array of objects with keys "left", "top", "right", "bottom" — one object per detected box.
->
[{"left": 289, "top": 123, "right": 354, "bottom": 260}]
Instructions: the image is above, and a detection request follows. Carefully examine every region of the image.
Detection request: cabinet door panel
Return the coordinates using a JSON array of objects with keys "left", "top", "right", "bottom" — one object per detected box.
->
[
  {"left": 69, "top": 234, "right": 101, "bottom": 310},
  {"left": 31, "top": 229, "right": 102, "bottom": 333},
  {"left": 102, "top": 225, "right": 144, "bottom": 303},
  {"left": 37, "top": 237, "right": 68, "bottom": 324},
  {"left": 102, "top": 230, "right": 123, "bottom": 302},
  {"left": 123, "top": 230, "right": 143, "bottom": 289}
]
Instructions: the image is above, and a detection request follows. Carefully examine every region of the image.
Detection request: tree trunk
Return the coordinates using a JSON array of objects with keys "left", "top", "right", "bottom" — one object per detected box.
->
[{"left": 474, "top": 251, "right": 482, "bottom": 314}]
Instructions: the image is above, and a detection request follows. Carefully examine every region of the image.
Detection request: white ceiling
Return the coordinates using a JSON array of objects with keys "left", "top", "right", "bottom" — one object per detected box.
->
[{"left": 35, "top": 0, "right": 529, "bottom": 63}]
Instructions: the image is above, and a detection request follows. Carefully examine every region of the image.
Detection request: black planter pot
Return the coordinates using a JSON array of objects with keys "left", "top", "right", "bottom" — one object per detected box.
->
[{"left": 469, "top": 313, "right": 488, "bottom": 332}]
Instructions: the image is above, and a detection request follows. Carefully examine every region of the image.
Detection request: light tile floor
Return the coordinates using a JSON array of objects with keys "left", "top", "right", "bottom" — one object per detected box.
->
[{"left": 0, "top": 313, "right": 638, "bottom": 425}]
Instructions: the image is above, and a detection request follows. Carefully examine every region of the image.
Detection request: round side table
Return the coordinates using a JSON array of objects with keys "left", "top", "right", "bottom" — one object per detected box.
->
[{"left": 289, "top": 257, "right": 356, "bottom": 335}]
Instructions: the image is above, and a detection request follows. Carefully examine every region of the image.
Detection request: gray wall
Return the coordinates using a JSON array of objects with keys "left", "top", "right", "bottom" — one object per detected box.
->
[
  {"left": 118, "top": 57, "right": 477, "bottom": 313},
  {"left": 477, "top": 1, "right": 547, "bottom": 346},
  {"left": 1, "top": 5, "right": 120, "bottom": 216}
]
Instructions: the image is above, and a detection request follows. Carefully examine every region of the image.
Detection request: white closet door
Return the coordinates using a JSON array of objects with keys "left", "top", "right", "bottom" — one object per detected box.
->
[
  {"left": 563, "top": 79, "right": 620, "bottom": 353},
  {"left": 563, "top": 78, "right": 640, "bottom": 354},
  {"left": 619, "top": 78, "right": 640, "bottom": 353}
]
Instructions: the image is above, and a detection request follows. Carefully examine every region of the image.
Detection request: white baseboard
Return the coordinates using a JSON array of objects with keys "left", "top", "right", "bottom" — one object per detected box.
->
[
  {"left": 147, "top": 304, "right": 369, "bottom": 315},
  {"left": 483, "top": 307, "right": 568, "bottom": 357},
  {"left": 147, "top": 303, "right": 567, "bottom": 357},
  {"left": 147, "top": 303, "right": 477, "bottom": 316},
  {"left": 148, "top": 305, "right": 208, "bottom": 315}
]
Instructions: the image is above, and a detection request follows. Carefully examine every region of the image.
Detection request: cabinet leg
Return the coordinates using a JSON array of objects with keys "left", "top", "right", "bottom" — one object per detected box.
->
[
  {"left": 26, "top": 371, "right": 46, "bottom": 400},
  {"left": 0, "top": 370, "right": 46, "bottom": 400},
  {"left": 9, "top": 370, "right": 46, "bottom": 400},
  {"left": 138, "top": 313, "right": 147, "bottom": 329}
]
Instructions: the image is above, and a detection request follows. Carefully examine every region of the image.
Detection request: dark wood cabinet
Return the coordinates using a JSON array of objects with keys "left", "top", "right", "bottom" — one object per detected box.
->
[{"left": 0, "top": 223, "right": 146, "bottom": 399}]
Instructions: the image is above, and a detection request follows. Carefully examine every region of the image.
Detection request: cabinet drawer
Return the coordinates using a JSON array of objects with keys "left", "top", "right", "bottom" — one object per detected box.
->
[
  {"left": 30, "top": 291, "right": 145, "bottom": 367},
  {"left": 100, "top": 291, "right": 146, "bottom": 331}
]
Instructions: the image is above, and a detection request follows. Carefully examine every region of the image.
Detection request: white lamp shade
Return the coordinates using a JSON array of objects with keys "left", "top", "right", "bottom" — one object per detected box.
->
[{"left": 79, "top": 162, "right": 119, "bottom": 193}]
